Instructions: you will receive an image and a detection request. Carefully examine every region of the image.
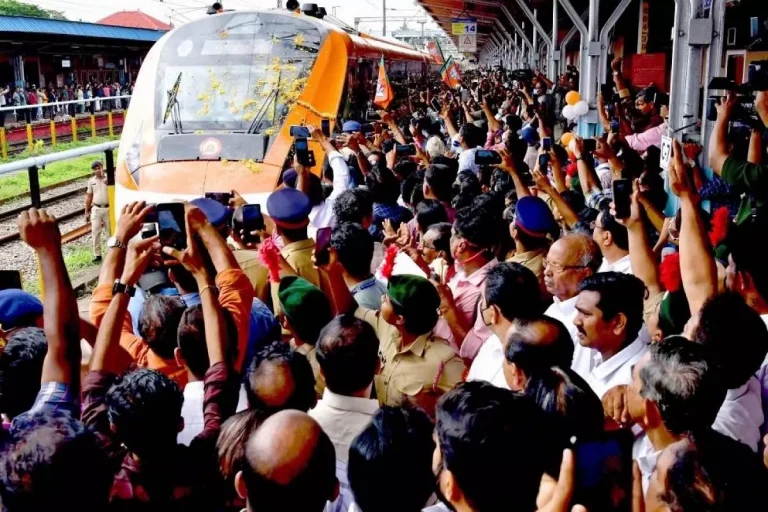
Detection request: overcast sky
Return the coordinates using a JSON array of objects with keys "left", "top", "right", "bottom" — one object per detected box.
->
[{"left": 30, "top": 0, "right": 443, "bottom": 36}]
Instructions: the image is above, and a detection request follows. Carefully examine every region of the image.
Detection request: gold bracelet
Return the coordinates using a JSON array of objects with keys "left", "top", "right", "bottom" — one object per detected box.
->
[{"left": 199, "top": 285, "right": 218, "bottom": 296}]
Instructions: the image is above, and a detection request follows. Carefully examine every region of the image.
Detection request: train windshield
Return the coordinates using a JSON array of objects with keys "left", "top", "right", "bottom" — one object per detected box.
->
[{"left": 155, "top": 12, "right": 321, "bottom": 133}]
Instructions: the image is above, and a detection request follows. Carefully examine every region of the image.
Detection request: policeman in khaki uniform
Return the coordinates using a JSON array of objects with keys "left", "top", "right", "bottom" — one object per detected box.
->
[
  {"left": 354, "top": 275, "right": 466, "bottom": 414},
  {"left": 277, "top": 275, "right": 333, "bottom": 398},
  {"left": 85, "top": 160, "right": 110, "bottom": 262}
]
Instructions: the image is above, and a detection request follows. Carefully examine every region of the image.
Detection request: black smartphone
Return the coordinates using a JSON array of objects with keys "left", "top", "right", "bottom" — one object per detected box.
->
[
  {"left": 321, "top": 119, "right": 330, "bottom": 138},
  {"left": 612, "top": 179, "right": 632, "bottom": 219},
  {"left": 571, "top": 430, "right": 633, "bottom": 512},
  {"left": 156, "top": 203, "right": 187, "bottom": 251},
  {"left": 395, "top": 144, "right": 416, "bottom": 156},
  {"left": 538, "top": 153, "right": 550, "bottom": 169},
  {"left": 294, "top": 137, "right": 316, "bottom": 167},
  {"left": 430, "top": 97, "right": 441, "bottom": 112},
  {"left": 707, "top": 97, "right": 719, "bottom": 122},
  {"left": 289, "top": 125, "right": 311, "bottom": 138},
  {"left": 365, "top": 110, "right": 381, "bottom": 121},
  {"left": 0, "top": 270, "right": 22, "bottom": 291},
  {"left": 600, "top": 83, "right": 615, "bottom": 100},
  {"left": 542, "top": 137, "right": 552, "bottom": 151},
  {"left": 314, "top": 227, "right": 332, "bottom": 266},
  {"left": 583, "top": 139, "right": 597, "bottom": 154},
  {"left": 610, "top": 119, "right": 621, "bottom": 134},
  {"left": 141, "top": 222, "right": 158, "bottom": 240},
  {"left": 205, "top": 192, "right": 233, "bottom": 206},
  {"left": 240, "top": 204, "right": 264, "bottom": 244},
  {"left": 360, "top": 123, "right": 374, "bottom": 135},
  {"left": 474, "top": 149, "right": 502, "bottom": 166}
]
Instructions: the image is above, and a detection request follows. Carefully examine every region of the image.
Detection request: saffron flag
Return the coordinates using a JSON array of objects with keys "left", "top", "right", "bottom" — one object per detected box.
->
[
  {"left": 374, "top": 56, "right": 394, "bottom": 109},
  {"left": 426, "top": 40, "right": 444, "bottom": 65},
  {"left": 440, "top": 57, "right": 461, "bottom": 89}
]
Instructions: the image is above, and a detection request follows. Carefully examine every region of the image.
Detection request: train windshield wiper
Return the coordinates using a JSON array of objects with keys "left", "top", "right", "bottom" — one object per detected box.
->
[
  {"left": 163, "top": 72, "right": 183, "bottom": 134},
  {"left": 247, "top": 88, "right": 278, "bottom": 134}
]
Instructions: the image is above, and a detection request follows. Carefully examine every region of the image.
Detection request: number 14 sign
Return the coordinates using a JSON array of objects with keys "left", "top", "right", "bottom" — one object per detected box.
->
[{"left": 452, "top": 18, "right": 476, "bottom": 35}]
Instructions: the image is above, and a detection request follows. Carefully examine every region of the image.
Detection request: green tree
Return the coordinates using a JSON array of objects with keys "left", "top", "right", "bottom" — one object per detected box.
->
[{"left": 0, "top": 0, "right": 66, "bottom": 19}]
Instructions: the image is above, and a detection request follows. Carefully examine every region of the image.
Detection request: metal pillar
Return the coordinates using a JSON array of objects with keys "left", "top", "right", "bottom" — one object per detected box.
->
[
  {"left": 552, "top": 0, "right": 560, "bottom": 79},
  {"left": 514, "top": 0, "right": 554, "bottom": 77},
  {"left": 701, "top": 0, "right": 726, "bottom": 162},
  {"left": 501, "top": 5, "right": 534, "bottom": 67},
  {"left": 598, "top": 0, "right": 635, "bottom": 86},
  {"left": 668, "top": 0, "right": 693, "bottom": 134},
  {"left": 558, "top": 0, "right": 589, "bottom": 93},
  {"left": 683, "top": 0, "right": 706, "bottom": 137},
  {"left": 559, "top": 9, "right": 589, "bottom": 75}
]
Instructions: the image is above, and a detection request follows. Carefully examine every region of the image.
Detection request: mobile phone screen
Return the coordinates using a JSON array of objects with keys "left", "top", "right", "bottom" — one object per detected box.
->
[
  {"left": 474, "top": 150, "right": 502, "bottom": 166},
  {"left": 542, "top": 137, "right": 552, "bottom": 151},
  {"left": 612, "top": 179, "right": 632, "bottom": 218},
  {"left": 314, "top": 227, "right": 332, "bottom": 265},
  {"left": 538, "top": 153, "right": 550, "bottom": 169},
  {"left": 241, "top": 204, "right": 264, "bottom": 236},
  {"left": 583, "top": 139, "right": 597, "bottom": 154},
  {"left": 611, "top": 119, "right": 621, "bottom": 134},
  {"left": 395, "top": 144, "right": 416, "bottom": 156},
  {"left": 572, "top": 430, "right": 633, "bottom": 512},
  {"left": 321, "top": 119, "right": 330, "bottom": 137},
  {"left": 295, "top": 137, "right": 311, "bottom": 166},
  {"left": 156, "top": 203, "right": 187, "bottom": 251},
  {"left": 0, "top": 270, "right": 22, "bottom": 291},
  {"left": 430, "top": 97, "right": 441, "bottom": 112},
  {"left": 290, "top": 125, "right": 311, "bottom": 138}
]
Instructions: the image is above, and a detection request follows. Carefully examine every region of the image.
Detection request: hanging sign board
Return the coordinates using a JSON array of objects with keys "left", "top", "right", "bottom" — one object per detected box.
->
[
  {"left": 458, "top": 33, "right": 476, "bottom": 52},
  {"left": 452, "top": 17, "right": 476, "bottom": 35}
]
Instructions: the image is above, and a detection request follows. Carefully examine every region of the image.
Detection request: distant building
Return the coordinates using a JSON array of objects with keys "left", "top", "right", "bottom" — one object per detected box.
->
[{"left": 97, "top": 10, "right": 172, "bottom": 31}]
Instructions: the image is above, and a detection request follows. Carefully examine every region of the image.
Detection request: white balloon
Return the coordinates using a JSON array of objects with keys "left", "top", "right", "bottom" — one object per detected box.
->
[
  {"left": 574, "top": 100, "right": 589, "bottom": 116},
  {"left": 562, "top": 105, "right": 575, "bottom": 120}
]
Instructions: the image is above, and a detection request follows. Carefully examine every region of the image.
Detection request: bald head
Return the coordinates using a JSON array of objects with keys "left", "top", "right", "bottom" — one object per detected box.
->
[
  {"left": 544, "top": 234, "right": 602, "bottom": 301},
  {"left": 504, "top": 316, "right": 575, "bottom": 391},
  {"left": 245, "top": 341, "right": 317, "bottom": 414},
  {"left": 240, "top": 411, "right": 337, "bottom": 511}
]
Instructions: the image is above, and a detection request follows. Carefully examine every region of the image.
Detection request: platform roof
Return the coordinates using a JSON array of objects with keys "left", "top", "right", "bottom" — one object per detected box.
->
[{"left": 0, "top": 15, "right": 167, "bottom": 43}]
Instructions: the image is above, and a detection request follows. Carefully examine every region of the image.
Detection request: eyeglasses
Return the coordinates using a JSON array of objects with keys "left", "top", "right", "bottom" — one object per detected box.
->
[{"left": 543, "top": 259, "right": 587, "bottom": 274}]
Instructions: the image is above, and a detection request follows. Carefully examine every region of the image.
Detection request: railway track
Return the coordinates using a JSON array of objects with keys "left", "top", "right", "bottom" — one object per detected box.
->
[
  {"left": 0, "top": 209, "right": 85, "bottom": 246},
  {"left": 6, "top": 126, "right": 122, "bottom": 156},
  {"left": 0, "top": 186, "right": 87, "bottom": 222}
]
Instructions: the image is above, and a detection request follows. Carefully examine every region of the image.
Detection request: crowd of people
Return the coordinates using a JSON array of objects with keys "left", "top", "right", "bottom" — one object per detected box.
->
[
  {"left": 0, "top": 81, "right": 132, "bottom": 126},
  {"left": 2, "top": 56, "right": 768, "bottom": 512}
]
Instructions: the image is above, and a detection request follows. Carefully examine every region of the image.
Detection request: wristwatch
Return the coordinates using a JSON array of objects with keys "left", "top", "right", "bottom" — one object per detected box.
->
[
  {"left": 107, "top": 236, "right": 127, "bottom": 250},
  {"left": 112, "top": 279, "right": 136, "bottom": 297}
]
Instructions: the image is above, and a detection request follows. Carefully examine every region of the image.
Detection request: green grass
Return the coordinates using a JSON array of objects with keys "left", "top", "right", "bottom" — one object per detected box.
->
[
  {"left": 0, "top": 136, "right": 120, "bottom": 200},
  {"left": 22, "top": 244, "right": 98, "bottom": 297}
]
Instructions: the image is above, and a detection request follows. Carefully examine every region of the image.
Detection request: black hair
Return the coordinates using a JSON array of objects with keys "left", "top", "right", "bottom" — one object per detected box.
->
[
  {"left": 365, "top": 165, "right": 401, "bottom": 205},
  {"left": 424, "top": 164, "right": 456, "bottom": 203},
  {"left": 177, "top": 305, "right": 238, "bottom": 380},
  {"left": 333, "top": 188, "right": 373, "bottom": 225},
  {"left": 245, "top": 340, "right": 316, "bottom": 413},
  {"left": 0, "top": 327, "right": 47, "bottom": 420},
  {"left": 524, "top": 367, "right": 604, "bottom": 440},
  {"left": 0, "top": 411, "right": 112, "bottom": 512},
  {"left": 694, "top": 292, "right": 768, "bottom": 389},
  {"left": 661, "top": 430, "right": 768, "bottom": 511},
  {"left": 453, "top": 204, "right": 500, "bottom": 251},
  {"left": 217, "top": 409, "right": 264, "bottom": 482},
  {"left": 138, "top": 295, "right": 186, "bottom": 360},
  {"left": 349, "top": 407, "right": 435, "bottom": 512},
  {"left": 393, "top": 160, "right": 417, "bottom": 181},
  {"left": 598, "top": 204, "right": 629, "bottom": 251},
  {"left": 316, "top": 315, "right": 379, "bottom": 395},
  {"left": 640, "top": 336, "right": 726, "bottom": 436},
  {"left": 560, "top": 190, "right": 586, "bottom": 213},
  {"left": 578, "top": 272, "right": 645, "bottom": 344},
  {"left": 415, "top": 199, "right": 448, "bottom": 234},
  {"left": 401, "top": 169, "right": 425, "bottom": 208},
  {"left": 458, "top": 123, "right": 485, "bottom": 148},
  {"left": 426, "top": 222, "right": 454, "bottom": 263},
  {"left": 331, "top": 222, "right": 374, "bottom": 280},
  {"left": 106, "top": 368, "right": 184, "bottom": 457},
  {"left": 431, "top": 155, "right": 459, "bottom": 175},
  {"left": 484, "top": 262, "right": 543, "bottom": 322},
  {"left": 452, "top": 170, "right": 481, "bottom": 210},
  {"left": 436, "top": 381, "right": 559, "bottom": 511},
  {"left": 505, "top": 316, "right": 575, "bottom": 375},
  {"left": 728, "top": 220, "right": 768, "bottom": 301},
  {"left": 286, "top": 0, "right": 299, "bottom": 9}
]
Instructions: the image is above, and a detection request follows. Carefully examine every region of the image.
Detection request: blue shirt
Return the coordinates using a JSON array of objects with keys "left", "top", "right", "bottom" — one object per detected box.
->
[{"left": 243, "top": 298, "right": 281, "bottom": 373}]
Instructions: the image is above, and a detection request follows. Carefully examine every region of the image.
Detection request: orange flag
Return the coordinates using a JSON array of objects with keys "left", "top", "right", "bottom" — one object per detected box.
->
[{"left": 374, "top": 56, "right": 394, "bottom": 109}]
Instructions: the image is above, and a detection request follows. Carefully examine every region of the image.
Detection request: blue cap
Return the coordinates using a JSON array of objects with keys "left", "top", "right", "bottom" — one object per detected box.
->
[
  {"left": 342, "top": 120, "right": 361, "bottom": 133},
  {"left": 190, "top": 198, "right": 231, "bottom": 228},
  {"left": 266, "top": 188, "right": 312, "bottom": 228},
  {"left": 282, "top": 168, "right": 298, "bottom": 188},
  {"left": 0, "top": 290, "right": 43, "bottom": 329},
  {"left": 520, "top": 126, "right": 539, "bottom": 146},
  {"left": 514, "top": 196, "right": 558, "bottom": 238}
]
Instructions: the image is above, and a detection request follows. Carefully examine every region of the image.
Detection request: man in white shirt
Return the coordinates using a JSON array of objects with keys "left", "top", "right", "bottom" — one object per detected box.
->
[
  {"left": 543, "top": 234, "right": 603, "bottom": 344},
  {"left": 455, "top": 123, "right": 484, "bottom": 174},
  {"left": 467, "top": 262, "right": 545, "bottom": 388},
  {"left": 571, "top": 272, "right": 648, "bottom": 399},
  {"left": 626, "top": 337, "right": 725, "bottom": 494},
  {"left": 593, "top": 207, "right": 632, "bottom": 274},
  {"left": 309, "top": 316, "right": 380, "bottom": 465}
]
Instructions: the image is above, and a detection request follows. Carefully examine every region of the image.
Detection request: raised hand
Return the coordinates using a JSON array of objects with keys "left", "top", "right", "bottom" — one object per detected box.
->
[
  {"left": 19, "top": 207, "right": 61, "bottom": 251},
  {"left": 116, "top": 201, "right": 152, "bottom": 242},
  {"left": 121, "top": 236, "right": 160, "bottom": 286}
]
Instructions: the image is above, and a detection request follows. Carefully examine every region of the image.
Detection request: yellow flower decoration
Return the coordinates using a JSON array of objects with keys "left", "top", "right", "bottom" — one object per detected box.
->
[
  {"left": 220, "top": 30, "right": 229, "bottom": 39},
  {"left": 264, "top": 127, "right": 276, "bottom": 136},
  {"left": 243, "top": 111, "right": 256, "bottom": 121},
  {"left": 197, "top": 93, "right": 211, "bottom": 102},
  {"left": 221, "top": 158, "right": 230, "bottom": 167},
  {"left": 293, "top": 33, "right": 305, "bottom": 46}
]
